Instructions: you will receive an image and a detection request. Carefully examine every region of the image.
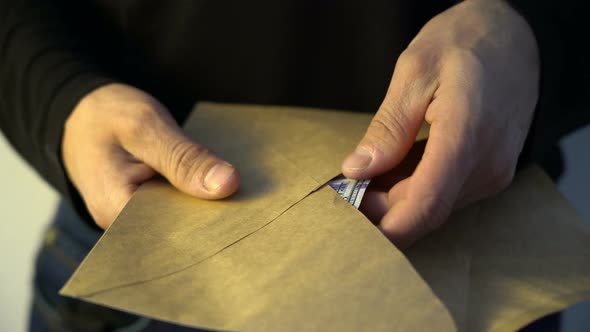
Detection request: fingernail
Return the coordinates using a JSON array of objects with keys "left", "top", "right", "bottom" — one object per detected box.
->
[
  {"left": 204, "top": 163, "right": 235, "bottom": 192},
  {"left": 343, "top": 146, "right": 373, "bottom": 171}
]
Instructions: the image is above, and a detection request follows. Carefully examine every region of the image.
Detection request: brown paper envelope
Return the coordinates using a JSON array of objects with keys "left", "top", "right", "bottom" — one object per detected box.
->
[
  {"left": 407, "top": 165, "right": 590, "bottom": 331},
  {"left": 61, "top": 103, "right": 375, "bottom": 294},
  {"left": 61, "top": 103, "right": 590, "bottom": 331},
  {"left": 63, "top": 184, "right": 455, "bottom": 331},
  {"left": 61, "top": 103, "right": 450, "bottom": 331}
]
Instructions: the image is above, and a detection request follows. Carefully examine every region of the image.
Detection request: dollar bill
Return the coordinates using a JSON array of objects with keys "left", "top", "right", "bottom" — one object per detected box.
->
[{"left": 327, "top": 176, "right": 371, "bottom": 209}]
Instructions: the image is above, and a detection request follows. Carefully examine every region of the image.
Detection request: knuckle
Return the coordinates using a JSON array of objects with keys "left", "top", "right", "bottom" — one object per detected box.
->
[
  {"left": 494, "top": 165, "right": 516, "bottom": 193},
  {"left": 94, "top": 218, "right": 109, "bottom": 230},
  {"left": 419, "top": 194, "right": 453, "bottom": 233},
  {"left": 167, "top": 140, "right": 210, "bottom": 184},
  {"left": 123, "top": 104, "right": 160, "bottom": 138},
  {"left": 446, "top": 48, "right": 477, "bottom": 65},
  {"left": 87, "top": 200, "right": 111, "bottom": 230},
  {"left": 397, "top": 48, "right": 429, "bottom": 77},
  {"left": 444, "top": 49, "right": 484, "bottom": 82},
  {"left": 368, "top": 109, "right": 411, "bottom": 148},
  {"left": 489, "top": 159, "right": 515, "bottom": 189},
  {"left": 90, "top": 183, "right": 135, "bottom": 229}
]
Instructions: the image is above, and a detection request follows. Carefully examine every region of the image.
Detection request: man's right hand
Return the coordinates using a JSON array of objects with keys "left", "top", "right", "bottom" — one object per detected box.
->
[{"left": 62, "top": 83, "right": 240, "bottom": 229}]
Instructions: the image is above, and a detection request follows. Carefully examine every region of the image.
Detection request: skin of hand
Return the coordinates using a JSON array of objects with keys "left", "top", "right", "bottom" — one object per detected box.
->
[
  {"left": 62, "top": 83, "right": 240, "bottom": 229},
  {"left": 342, "top": 0, "right": 540, "bottom": 248}
]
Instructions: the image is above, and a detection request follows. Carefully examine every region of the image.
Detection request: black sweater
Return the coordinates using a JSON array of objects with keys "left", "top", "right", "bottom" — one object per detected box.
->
[{"left": 1, "top": 0, "right": 588, "bottom": 222}]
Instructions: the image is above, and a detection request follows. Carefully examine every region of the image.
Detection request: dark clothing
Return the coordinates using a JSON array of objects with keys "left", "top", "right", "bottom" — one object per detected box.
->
[
  {"left": 1, "top": 0, "right": 588, "bottom": 224},
  {"left": 0, "top": 1, "right": 586, "bottom": 331}
]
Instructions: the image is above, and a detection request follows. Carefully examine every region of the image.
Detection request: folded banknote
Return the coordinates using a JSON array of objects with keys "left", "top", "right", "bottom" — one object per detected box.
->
[{"left": 328, "top": 176, "right": 370, "bottom": 209}]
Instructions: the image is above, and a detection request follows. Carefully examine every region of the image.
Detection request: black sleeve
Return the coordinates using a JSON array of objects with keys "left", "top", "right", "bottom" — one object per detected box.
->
[
  {"left": 0, "top": 0, "right": 116, "bottom": 221},
  {"left": 509, "top": 1, "right": 590, "bottom": 165}
]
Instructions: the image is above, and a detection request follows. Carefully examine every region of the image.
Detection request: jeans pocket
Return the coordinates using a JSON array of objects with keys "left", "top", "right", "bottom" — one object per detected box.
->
[{"left": 31, "top": 226, "right": 143, "bottom": 332}]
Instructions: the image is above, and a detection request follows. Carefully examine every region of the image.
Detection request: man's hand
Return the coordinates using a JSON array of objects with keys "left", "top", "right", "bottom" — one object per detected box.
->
[
  {"left": 62, "top": 83, "right": 240, "bottom": 229},
  {"left": 342, "top": 0, "right": 540, "bottom": 247}
]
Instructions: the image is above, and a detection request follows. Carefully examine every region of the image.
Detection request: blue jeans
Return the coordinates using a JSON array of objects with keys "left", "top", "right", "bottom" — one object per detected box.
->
[{"left": 28, "top": 202, "right": 209, "bottom": 332}]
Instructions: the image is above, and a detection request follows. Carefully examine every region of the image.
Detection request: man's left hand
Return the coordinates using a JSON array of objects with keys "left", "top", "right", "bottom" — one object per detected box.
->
[{"left": 342, "top": 0, "right": 540, "bottom": 248}]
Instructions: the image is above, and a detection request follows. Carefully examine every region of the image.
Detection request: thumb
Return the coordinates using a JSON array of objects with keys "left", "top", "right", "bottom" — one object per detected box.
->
[
  {"left": 120, "top": 107, "right": 240, "bottom": 199},
  {"left": 342, "top": 51, "right": 436, "bottom": 179}
]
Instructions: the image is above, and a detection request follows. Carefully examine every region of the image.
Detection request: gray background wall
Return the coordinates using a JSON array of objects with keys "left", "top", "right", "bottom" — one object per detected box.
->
[{"left": 1, "top": 127, "right": 589, "bottom": 331}]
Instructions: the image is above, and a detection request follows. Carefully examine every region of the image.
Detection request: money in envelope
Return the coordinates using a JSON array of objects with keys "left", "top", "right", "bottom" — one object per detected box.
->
[
  {"left": 61, "top": 103, "right": 590, "bottom": 332},
  {"left": 328, "top": 176, "right": 370, "bottom": 209}
]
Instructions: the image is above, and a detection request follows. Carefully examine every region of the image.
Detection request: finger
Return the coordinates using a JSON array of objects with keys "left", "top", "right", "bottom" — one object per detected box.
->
[
  {"left": 454, "top": 163, "right": 515, "bottom": 210},
  {"left": 379, "top": 118, "right": 473, "bottom": 248},
  {"left": 387, "top": 177, "right": 410, "bottom": 205},
  {"left": 118, "top": 107, "right": 240, "bottom": 199},
  {"left": 359, "top": 177, "right": 411, "bottom": 225},
  {"left": 359, "top": 191, "right": 389, "bottom": 224},
  {"left": 358, "top": 140, "right": 425, "bottom": 224},
  {"left": 385, "top": 141, "right": 425, "bottom": 204},
  {"left": 342, "top": 50, "right": 438, "bottom": 179},
  {"left": 89, "top": 156, "right": 156, "bottom": 229}
]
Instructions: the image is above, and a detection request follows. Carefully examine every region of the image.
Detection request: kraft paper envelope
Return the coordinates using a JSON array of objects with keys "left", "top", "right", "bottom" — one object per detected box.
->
[{"left": 61, "top": 103, "right": 590, "bottom": 331}]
